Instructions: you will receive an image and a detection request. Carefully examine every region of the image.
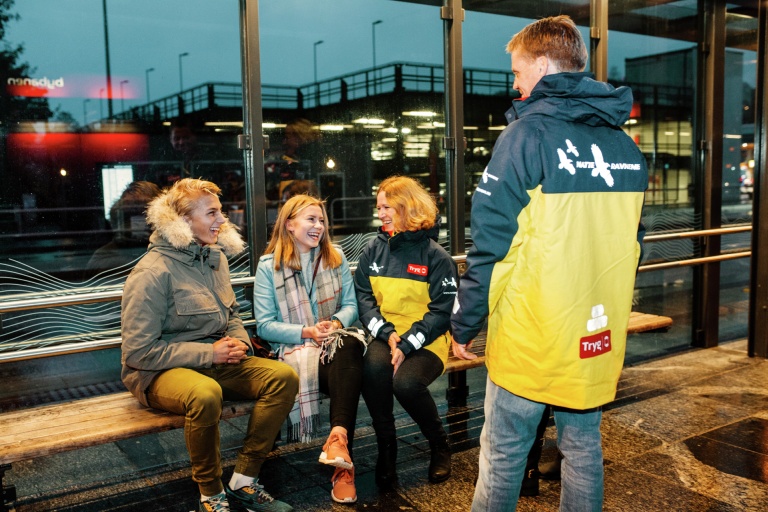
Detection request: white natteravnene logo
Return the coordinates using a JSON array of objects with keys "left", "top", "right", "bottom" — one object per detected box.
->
[
  {"left": 555, "top": 140, "right": 623, "bottom": 187},
  {"left": 370, "top": 262, "right": 383, "bottom": 273},
  {"left": 557, "top": 148, "right": 576, "bottom": 175},
  {"left": 587, "top": 304, "right": 608, "bottom": 332},
  {"left": 566, "top": 139, "right": 579, "bottom": 156},
  {"left": 590, "top": 144, "right": 615, "bottom": 187},
  {"left": 442, "top": 277, "right": 457, "bottom": 288}
]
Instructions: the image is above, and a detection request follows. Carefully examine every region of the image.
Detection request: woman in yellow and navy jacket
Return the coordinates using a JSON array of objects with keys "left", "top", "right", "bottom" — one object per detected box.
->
[{"left": 354, "top": 175, "right": 459, "bottom": 488}]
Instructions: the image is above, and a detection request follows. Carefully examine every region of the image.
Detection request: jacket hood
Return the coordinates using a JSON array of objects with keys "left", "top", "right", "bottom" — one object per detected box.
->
[
  {"left": 145, "top": 193, "right": 245, "bottom": 256},
  {"left": 509, "top": 72, "right": 633, "bottom": 128}
]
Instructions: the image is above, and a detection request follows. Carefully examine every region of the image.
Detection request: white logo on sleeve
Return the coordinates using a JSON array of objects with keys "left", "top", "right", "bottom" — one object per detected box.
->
[
  {"left": 368, "top": 317, "right": 385, "bottom": 336},
  {"left": 586, "top": 304, "right": 608, "bottom": 332},
  {"left": 476, "top": 166, "right": 499, "bottom": 197},
  {"left": 442, "top": 277, "right": 457, "bottom": 288},
  {"left": 369, "top": 262, "right": 383, "bottom": 273},
  {"left": 407, "top": 332, "right": 426, "bottom": 350}
]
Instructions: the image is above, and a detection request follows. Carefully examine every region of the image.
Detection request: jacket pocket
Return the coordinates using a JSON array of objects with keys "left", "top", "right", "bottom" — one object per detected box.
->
[{"left": 174, "top": 289, "right": 219, "bottom": 316}]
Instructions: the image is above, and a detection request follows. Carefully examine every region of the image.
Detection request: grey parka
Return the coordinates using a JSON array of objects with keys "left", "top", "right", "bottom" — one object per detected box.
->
[{"left": 120, "top": 195, "right": 249, "bottom": 406}]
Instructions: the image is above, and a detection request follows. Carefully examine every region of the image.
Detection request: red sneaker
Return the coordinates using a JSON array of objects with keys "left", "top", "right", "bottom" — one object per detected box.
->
[
  {"left": 319, "top": 431, "right": 353, "bottom": 469},
  {"left": 331, "top": 467, "right": 357, "bottom": 504}
]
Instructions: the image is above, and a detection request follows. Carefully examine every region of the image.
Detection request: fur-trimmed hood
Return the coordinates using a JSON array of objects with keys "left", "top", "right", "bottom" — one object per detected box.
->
[{"left": 145, "top": 192, "right": 245, "bottom": 256}]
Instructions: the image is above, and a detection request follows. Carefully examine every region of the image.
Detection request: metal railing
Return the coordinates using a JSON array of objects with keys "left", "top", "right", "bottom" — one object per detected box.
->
[{"left": 0, "top": 225, "right": 752, "bottom": 363}]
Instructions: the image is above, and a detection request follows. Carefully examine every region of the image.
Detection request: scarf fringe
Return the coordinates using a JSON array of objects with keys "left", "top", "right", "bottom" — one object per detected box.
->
[
  {"left": 286, "top": 412, "right": 321, "bottom": 444},
  {"left": 319, "top": 327, "right": 368, "bottom": 365}
]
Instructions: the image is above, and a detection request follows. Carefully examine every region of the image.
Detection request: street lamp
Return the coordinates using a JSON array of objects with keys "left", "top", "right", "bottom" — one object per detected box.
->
[
  {"left": 372, "top": 20, "right": 382, "bottom": 68},
  {"left": 313, "top": 40, "right": 324, "bottom": 83},
  {"left": 120, "top": 79, "right": 129, "bottom": 113},
  {"left": 178, "top": 52, "right": 189, "bottom": 92},
  {"left": 83, "top": 99, "right": 91, "bottom": 126},
  {"left": 145, "top": 67, "right": 155, "bottom": 103}
]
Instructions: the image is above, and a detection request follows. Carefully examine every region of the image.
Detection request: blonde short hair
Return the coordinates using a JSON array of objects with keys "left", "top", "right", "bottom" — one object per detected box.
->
[
  {"left": 162, "top": 178, "right": 221, "bottom": 218},
  {"left": 377, "top": 176, "right": 438, "bottom": 232}
]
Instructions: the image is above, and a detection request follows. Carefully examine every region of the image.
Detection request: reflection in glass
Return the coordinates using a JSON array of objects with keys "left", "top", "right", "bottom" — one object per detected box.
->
[
  {"left": 259, "top": 1, "right": 446, "bottom": 264},
  {"left": 0, "top": 0, "right": 245, "bottom": 354}
]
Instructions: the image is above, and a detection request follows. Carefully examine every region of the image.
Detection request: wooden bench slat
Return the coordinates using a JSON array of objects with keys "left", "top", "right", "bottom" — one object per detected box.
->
[{"left": 0, "top": 393, "right": 254, "bottom": 464}]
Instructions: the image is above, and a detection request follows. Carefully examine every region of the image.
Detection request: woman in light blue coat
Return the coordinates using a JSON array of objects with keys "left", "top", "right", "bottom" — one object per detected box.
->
[{"left": 253, "top": 194, "right": 365, "bottom": 504}]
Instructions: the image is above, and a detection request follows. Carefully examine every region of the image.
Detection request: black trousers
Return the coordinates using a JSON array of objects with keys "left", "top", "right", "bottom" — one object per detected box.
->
[
  {"left": 318, "top": 334, "right": 365, "bottom": 453},
  {"left": 362, "top": 338, "right": 447, "bottom": 443}
]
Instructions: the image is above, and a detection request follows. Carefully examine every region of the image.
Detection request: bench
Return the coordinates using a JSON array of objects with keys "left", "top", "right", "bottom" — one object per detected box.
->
[{"left": 0, "top": 310, "right": 671, "bottom": 511}]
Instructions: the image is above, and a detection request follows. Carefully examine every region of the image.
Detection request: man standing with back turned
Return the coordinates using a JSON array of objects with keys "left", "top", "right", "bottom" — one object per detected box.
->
[{"left": 451, "top": 16, "right": 647, "bottom": 511}]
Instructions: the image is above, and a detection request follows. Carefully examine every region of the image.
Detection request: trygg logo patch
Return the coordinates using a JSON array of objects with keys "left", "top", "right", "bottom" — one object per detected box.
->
[
  {"left": 407, "top": 263, "right": 428, "bottom": 276},
  {"left": 579, "top": 330, "right": 612, "bottom": 359}
]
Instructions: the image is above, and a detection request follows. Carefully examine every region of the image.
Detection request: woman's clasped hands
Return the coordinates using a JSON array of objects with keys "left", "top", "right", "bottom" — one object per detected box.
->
[{"left": 213, "top": 336, "right": 250, "bottom": 365}]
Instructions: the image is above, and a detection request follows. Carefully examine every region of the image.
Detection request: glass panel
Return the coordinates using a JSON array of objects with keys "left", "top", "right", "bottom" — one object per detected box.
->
[
  {"left": 1, "top": 1, "right": 244, "bottom": 354},
  {"left": 719, "top": 7, "right": 757, "bottom": 341},
  {"left": 608, "top": 2, "right": 700, "bottom": 359},
  {"left": 259, "top": 0, "right": 446, "bottom": 262}
]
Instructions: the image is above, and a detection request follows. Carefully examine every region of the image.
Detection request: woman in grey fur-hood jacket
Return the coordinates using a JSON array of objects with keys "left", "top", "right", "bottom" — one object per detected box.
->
[{"left": 120, "top": 179, "right": 249, "bottom": 405}]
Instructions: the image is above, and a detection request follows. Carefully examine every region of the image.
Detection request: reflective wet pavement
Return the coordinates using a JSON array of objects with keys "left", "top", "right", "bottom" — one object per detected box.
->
[{"left": 3, "top": 338, "right": 767, "bottom": 511}]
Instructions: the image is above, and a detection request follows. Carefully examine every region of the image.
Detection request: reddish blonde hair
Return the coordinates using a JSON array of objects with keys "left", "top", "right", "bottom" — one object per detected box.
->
[
  {"left": 377, "top": 176, "right": 437, "bottom": 232},
  {"left": 264, "top": 194, "right": 341, "bottom": 271}
]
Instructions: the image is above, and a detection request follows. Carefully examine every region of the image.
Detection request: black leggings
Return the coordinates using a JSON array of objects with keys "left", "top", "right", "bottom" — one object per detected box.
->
[
  {"left": 318, "top": 334, "right": 365, "bottom": 451},
  {"left": 362, "top": 338, "right": 446, "bottom": 443}
]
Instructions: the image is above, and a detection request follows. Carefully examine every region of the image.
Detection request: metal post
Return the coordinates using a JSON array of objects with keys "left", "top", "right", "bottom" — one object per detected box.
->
[
  {"left": 372, "top": 20, "right": 382, "bottom": 68},
  {"left": 120, "top": 80, "right": 129, "bottom": 113},
  {"left": 145, "top": 67, "right": 155, "bottom": 103},
  {"left": 590, "top": 0, "right": 608, "bottom": 81},
  {"left": 102, "top": 0, "right": 113, "bottom": 118},
  {"left": 179, "top": 52, "right": 189, "bottom": 92},
  {"left": 693, "top": 0, "right": 725, "bottom": 348},
  {"left": 82, "top": 99, "right": 90, "bottom": 126},
  {"left": 313, "top": 40, "right": 324, "bottom": 83},
  {"left": 239, "top": 0, "right": 268, "bottom": 271},
  {"left": 442, "top": 0, "right": 465, "bottom": 256},
  {"left": 442, "top": 0, "right": 466, "bottom": 406},
  {"left": 749, "top": 0, "right": 768, "bottom": 358}
]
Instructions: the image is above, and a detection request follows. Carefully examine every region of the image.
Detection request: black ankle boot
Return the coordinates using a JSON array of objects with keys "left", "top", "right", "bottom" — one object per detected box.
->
[
  {"left": 519, "top": 466, "right": 540, "bottom": 497},
  {"left": 375, "top": 437, "right": 398, "bottom": 488},
  {"left": 428, "top": 438, "right": 451, "bottom": 483},
  {"left": 539, "top": 451, "right": 563, "bottom": 481}
]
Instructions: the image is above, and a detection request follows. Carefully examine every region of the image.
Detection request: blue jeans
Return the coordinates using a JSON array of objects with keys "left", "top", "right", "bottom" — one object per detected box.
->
[{"left": 472, "top": 377, "right": 604, "bottom": 512}]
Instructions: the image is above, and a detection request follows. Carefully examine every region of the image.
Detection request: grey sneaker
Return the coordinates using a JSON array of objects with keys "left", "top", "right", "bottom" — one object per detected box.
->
[
  {"left": 199, "top": 492, "right": 231, "bottom": 512},
  {"left": 226, "top": 481, "right": 293, "bottom": 512}
]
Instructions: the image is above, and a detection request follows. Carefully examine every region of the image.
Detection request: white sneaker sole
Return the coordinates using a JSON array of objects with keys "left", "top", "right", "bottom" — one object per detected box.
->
[{"left": 318, "top": 452, "right": 354, "bottom": 470}]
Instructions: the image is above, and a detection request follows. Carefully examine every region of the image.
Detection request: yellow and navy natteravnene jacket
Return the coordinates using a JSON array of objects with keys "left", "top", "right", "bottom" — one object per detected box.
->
[
  {"left": 354, "top": 222, "right": 459, "bottom": 367},
  {"left": 452, "top": 72, "right": 648, "bottom": 410}
]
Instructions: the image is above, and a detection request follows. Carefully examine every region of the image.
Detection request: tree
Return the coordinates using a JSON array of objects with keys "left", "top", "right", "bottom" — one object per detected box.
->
[
  {"left": 0, "top": 0, "right": 53, "bottom": 209},
  {"left": 0, "top": 0, "right": 53, "bottom": 126}
]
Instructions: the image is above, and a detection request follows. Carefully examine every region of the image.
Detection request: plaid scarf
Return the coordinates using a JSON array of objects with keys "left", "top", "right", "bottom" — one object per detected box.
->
[{"left": 274, "top": 249, "right": 342, "bottom": 443}]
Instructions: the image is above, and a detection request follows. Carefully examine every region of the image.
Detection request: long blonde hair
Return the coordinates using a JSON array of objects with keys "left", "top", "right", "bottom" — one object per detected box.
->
[
  {"left": 378, "top": 175, "right": 438, "bottom": 232},
  {"left": 264, "top": 194, "right": 341, "bottom": 271}
]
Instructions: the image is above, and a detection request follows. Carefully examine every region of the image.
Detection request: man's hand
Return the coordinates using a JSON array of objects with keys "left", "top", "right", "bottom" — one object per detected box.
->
[
  {"left": 213, "top": 336, "right": 249, "bottom": 364},
  {"left": 451, "top": 335, "right": 477, "bottom": 360}
]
